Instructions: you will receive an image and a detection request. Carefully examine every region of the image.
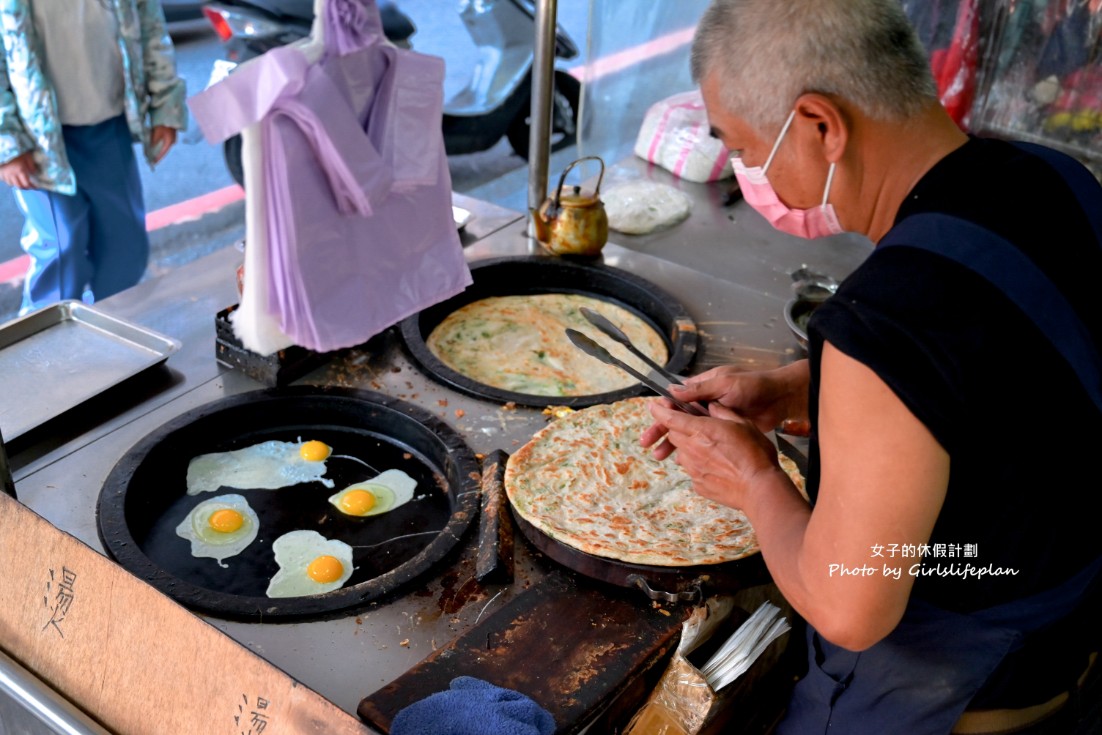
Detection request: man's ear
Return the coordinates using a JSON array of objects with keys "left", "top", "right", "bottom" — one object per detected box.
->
[{"left": 793, "top": 93, "right": 849, "bottom": 164}]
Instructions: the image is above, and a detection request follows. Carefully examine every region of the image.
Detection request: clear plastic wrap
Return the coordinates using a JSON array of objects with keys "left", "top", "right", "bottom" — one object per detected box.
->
[
  {"left": 903, "top": 0, "right": 1102, "bottom": 173},
  {"left": 576, "top": 1, "right": 712, "bottom": 164},
  {"left": 973, "top": 0, "right": 1102, "bottom": 171}
]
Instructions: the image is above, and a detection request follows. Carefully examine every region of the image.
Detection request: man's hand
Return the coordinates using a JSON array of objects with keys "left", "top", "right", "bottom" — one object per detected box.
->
[
  {"left": 640, "top": 361, "right": 811, "bottom": 458},
  {"left": 666, "top": 362, "right": 810, "bottom": 433},
  {"left": 150, "top": 125, "right": 177, "bottom": 164},
  {"left": 0, "top": 151, "right": 37, "bottom": 189},
  {"left": 644, "top": 400, "right": 784, "bottom": 510}
]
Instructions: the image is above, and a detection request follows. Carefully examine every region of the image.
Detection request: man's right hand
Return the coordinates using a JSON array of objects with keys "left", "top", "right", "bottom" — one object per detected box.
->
[
  {"left": 0, "top": 151, "right": 37, "bottom": 189},
  {"left": 648, "top": 361, "right": 812, "bottom": 436}
]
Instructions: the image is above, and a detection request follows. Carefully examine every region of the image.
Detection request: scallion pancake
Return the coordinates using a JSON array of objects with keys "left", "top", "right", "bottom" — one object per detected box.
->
[
  {"left": 426, "top": 294, "right": 668, "bottom": 397},
  {"left": 505, "top": 398, "right": 805, "bottom": 566}
]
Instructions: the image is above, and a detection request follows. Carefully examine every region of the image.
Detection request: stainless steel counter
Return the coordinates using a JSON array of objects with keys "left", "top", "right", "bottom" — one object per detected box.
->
[
  {"left": 599, "top": 156, "right": 873, "bottom": 292},
  {"left": 5, "top": 174, "right": 871, "bottom": 729}
]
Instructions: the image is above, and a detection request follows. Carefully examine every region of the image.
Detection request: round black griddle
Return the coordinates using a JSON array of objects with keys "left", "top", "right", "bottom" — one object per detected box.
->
[
  {"left": 97, "top": 386, "right": 480, "bottom": 622},
  {"left": 400, "top": 256, "right": 698, "bottom": 408},
  {"left": 480, "top": 456, "right": 769, "bottom": 604},
  {"left": 510, "top": 507, "right": 768, "bottom": 604}
]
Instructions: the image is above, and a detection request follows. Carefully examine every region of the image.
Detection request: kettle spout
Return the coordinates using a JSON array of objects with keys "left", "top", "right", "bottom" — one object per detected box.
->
[{"left": 531, "top": 198, "right": 556, "bottom": 244}]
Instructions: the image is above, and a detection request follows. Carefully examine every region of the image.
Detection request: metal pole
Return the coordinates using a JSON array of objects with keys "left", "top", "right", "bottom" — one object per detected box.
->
[
  {"left": 0, "top": 427, "right": 16, "bottom": 499},
  {"left": 527, "top": 0, "right": 559, "bottom": 240}
]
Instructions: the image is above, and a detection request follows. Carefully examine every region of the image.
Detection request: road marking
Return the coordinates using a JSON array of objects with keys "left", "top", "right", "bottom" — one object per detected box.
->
[
  {"left": 145, "top": 183, "right": 244, "bottom": 230},
  {"left": 568, "top": 26, "right": 695, "bottom": 82},
  {"left": 0, "top": 255, "right": 27, "bottom": 285},
  {"left": 1, "top": 184, "right": 245, "bottom": 286}
]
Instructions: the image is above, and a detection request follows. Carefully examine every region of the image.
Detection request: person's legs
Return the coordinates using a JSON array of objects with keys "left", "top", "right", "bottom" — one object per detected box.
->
[
  {"left": 63, "top": 114, "right": 149, "bottom": 301},
  {"left": 14, "top": 186, "right": 95, "bottom": 315}
]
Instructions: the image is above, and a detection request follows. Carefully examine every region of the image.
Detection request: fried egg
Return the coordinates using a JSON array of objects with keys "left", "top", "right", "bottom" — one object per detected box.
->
[
  {"left": 266, "top": 530, "right": 355, "bottom": 598},
  {"left": 175, "top": 494, "right": 259, "bottom": 568},
  {"left": 186, "top": 439, "right": 334, "bottom": 495},
  {"left": 327, "top": 469, "right": 418, "bottom": 517}
]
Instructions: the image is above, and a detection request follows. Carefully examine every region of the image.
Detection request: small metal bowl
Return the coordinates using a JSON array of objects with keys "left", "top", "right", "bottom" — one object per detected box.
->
[{"left": 784, "top": 298, "right": 821, "bottom": 350}]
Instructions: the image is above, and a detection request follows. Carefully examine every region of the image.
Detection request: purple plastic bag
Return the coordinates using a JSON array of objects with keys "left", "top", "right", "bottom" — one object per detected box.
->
[{"left": 189, "top": 0, "right": 470, "bottom": 353}]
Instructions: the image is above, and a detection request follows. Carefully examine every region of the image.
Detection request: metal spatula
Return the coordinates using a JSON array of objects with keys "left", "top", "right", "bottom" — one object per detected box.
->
[
  {"left": 564, "top": 329, "right": 708, "bottom": 416},
  {"left": 578, "top": 307, "right": 686, "bottom": 387}
]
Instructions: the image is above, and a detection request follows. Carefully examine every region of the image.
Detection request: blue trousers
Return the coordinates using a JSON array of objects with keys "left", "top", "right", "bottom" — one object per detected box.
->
[{"left": 14, "top": 114, "right": 149, "bottom": 314}]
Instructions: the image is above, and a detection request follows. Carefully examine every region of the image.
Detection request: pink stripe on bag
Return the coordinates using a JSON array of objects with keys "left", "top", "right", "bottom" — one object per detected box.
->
[
  {"left": 672, "top": 119, "right": 703, "bottom": 176},
  {"left": 647, "top": 103, "right": 678, "bottom": 162},
  {"left": 649, "top": 99, "right": 704, "bottom": 165},
  {"left": 708, "top": 148, "right": 729, "bottom": 181}
]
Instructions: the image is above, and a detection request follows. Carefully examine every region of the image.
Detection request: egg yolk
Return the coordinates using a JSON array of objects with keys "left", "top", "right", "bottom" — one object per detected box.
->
[
  {"left": 208, "top": 508, "right": 244, "bottom": 534},
  {"left": 307, "top": 555, "right": 344, "bottom": 583},
  {"left": 339, "top": 488, "right": 376, "bottom": 516},
  {"left": 300, "top": 440, "right": 332, "bottom": 462}
]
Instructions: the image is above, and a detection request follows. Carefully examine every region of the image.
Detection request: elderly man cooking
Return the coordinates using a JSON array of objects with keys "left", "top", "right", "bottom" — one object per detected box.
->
[{"left": 643, "top": 1, "right": 1102, "bottom": 733}]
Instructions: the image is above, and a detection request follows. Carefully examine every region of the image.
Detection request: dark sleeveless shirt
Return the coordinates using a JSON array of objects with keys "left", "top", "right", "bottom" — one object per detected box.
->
[{"left": 806, "top": 136, "right": 1102, "bottom": 707}]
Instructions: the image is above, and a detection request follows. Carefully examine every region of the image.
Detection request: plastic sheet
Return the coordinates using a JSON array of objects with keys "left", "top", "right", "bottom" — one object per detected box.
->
[
  {"left": 974, "top": 0, "right": 1102, "bottom": 171},
  {"left": 576, "top": 1, "right": 712, "bottom": 164},
  {"left": 903, "top": 0, "right": 982, "bottom": 128},
  {"left": 623, "top": 598, "right": 736, "bottom": 735},
  {"left": 189, "top": 0, "right": 471, "bottom": 354},
  {"left": 904, "top": 0, "right": 1102, "bottom": 172}
]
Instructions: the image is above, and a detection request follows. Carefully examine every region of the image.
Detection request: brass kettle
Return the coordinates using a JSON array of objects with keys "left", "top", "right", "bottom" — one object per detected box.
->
[{"left": 533, "top": 156, "right": 608, "bottom": 256}]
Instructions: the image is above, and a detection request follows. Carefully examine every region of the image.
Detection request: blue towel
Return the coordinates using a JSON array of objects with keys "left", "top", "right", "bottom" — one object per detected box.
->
[{"left": 391, "top": 676, "right": 556, "bottom": 735}]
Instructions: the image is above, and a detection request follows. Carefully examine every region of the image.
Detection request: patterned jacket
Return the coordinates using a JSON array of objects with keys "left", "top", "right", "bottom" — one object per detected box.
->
[{"left": 0, "top": 0, "right": 187, "bottom": 194}]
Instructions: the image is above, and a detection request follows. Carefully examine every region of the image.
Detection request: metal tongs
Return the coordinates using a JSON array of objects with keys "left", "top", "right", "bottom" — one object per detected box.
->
[{"left": 565, "top": 308, "right": 708, "bottom": 416}]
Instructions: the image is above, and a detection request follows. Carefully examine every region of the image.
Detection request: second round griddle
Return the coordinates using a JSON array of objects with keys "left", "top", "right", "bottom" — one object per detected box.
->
[
  {"left": 480, "top": 452, "right": 770, "bottom": 603},
  {"left": 510, "top": 510, "right": 769, "bottom": 602},
  {"left": 400, "top": 256, "right": 699, "bottom": 408},
  {"left": 97, "top": 386, "right": 480, "bottom": 622}
]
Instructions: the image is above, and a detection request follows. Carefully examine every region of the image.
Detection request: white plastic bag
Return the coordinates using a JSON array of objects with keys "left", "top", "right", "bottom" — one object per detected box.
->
[
  {"left": 189, "top": 0, "right": 471, "bottom": 354},
  {"left": 634, "top": 90, "right": 733, "bottom": 183}
]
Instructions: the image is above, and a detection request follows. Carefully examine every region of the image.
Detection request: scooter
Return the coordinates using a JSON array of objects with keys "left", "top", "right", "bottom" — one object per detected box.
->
[{"left": 203, "top": 0, "right": 581, "bottom": 186}]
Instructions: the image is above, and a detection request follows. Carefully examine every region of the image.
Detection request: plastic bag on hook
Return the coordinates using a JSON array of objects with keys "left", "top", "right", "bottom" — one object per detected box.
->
[{"left": 189, "top": 0, "right": 470, "bottom": 354}]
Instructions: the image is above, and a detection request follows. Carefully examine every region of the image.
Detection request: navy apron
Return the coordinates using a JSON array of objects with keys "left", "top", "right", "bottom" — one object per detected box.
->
[
  {"left": 780, "top": 558, "right": 1102, "bottom": 735},
  {"left": 781, "top": 144, "right": 1102, "bottom": 735}
]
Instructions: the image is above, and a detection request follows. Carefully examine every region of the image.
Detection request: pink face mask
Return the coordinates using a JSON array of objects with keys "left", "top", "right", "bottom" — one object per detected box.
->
[{"left": 731, "top": 110, "right": 843, "bottom": 239}]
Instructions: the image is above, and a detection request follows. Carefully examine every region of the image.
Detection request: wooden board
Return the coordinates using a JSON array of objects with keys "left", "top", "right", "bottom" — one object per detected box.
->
[
  {"left": 0, "top": 492, "right": 372, "bottom": 735},
  {"left": 358, "top": 570, "right": 687, "bottom": 734}
]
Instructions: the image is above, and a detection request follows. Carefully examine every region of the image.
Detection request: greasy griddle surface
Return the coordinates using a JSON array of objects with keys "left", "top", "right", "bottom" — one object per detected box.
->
[
  {"left": 510, "top": 501, "right": 769, "bottom": 597},
  {"left": 400, "top": 255, "right": 698, "bottom": 408},
  {"left": 137, "top": 426, "right": 450, "bottom": 598},
  {"left": 98, "top": 387, "right": 480, "bottom": 621},
  {"left": 496, "top": 437, "right": 810, "bottom": 597}
]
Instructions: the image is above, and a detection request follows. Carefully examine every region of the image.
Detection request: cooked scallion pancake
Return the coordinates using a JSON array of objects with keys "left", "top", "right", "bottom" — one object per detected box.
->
[
  {"left": 505, "top": 398, "right": 806, "bottom": 566},
  {"left": 425, "top": 294, "right": 668, "bottom": 397}
]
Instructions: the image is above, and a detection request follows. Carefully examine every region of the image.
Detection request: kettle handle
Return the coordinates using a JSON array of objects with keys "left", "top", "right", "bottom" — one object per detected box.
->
[{"left": 552, "top": 156, "right": 606, "bottom": 208}]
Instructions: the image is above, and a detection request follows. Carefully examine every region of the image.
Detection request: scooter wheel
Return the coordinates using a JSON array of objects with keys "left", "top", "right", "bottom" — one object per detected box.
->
[
  {"left": 224, "top": 134, "right": 245, "bottom": 189},
  {"left": 507, "top": 70, "right": 582, "bottom": 160}
]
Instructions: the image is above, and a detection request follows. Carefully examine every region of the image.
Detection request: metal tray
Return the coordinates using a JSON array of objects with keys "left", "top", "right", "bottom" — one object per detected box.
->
[{"left": 0, "top": 301, "right": 180, "bottom": 441}]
